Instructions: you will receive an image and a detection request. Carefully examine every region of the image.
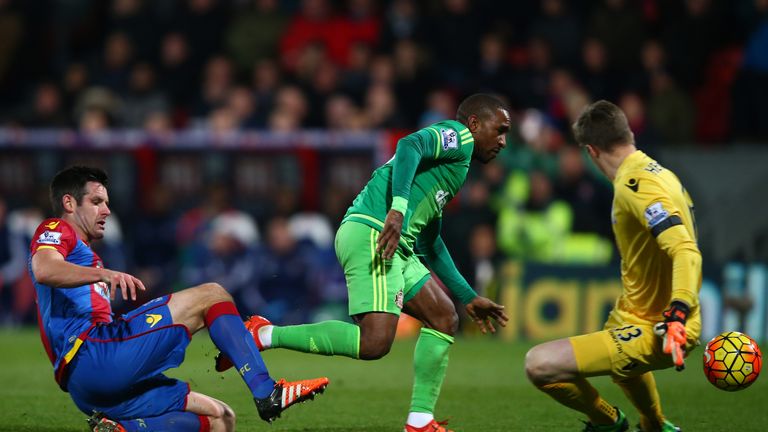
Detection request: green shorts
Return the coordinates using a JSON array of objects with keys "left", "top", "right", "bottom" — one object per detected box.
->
[{"left": 335, "top": 221, "right": 431, "bottom": 316}]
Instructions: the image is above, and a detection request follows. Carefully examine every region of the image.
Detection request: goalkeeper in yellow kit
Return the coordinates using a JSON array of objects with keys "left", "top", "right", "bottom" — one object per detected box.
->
[{"left": 525, "top": 100, "right": 702, "bottom": 432}]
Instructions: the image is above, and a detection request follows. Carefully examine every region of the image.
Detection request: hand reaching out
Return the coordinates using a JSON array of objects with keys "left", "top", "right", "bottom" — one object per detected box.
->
[{"left": 465, "top": 296, "right": 509, "bottom": 334}]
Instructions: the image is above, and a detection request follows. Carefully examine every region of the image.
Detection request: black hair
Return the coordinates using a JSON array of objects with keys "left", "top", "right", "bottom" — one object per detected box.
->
[
  {"left": 456, "top": 93, "right": 507, "bottom": 125},
  {"left": 50, "top": 166, "right": 109, "bottom": 216}
]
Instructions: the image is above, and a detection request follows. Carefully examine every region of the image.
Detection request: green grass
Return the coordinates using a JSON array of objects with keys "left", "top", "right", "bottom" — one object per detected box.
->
[{"left": 0, "top": 328, "right": 765, "bottom": 431}]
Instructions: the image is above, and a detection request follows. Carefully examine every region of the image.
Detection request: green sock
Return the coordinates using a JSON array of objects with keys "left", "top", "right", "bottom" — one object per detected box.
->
[
  {"left": 409, "top": 328, "right": 454, "bottom": 414},
  {"left": 272, "top": 320, "right": 360, "bottom": 359}
]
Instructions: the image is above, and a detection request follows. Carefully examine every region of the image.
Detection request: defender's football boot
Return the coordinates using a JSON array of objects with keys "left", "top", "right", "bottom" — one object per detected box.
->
[
  {"left": 254, "top": 377, "right": 329, "bottom": 423},
  {"left": 404, "top": 419, "right": 454, "bottom": 432},
  {"left": 215, "top": 315, "right": 272, "bottom": 372},
  {"left": 87, "top": 412, "right": 127, "bottom": 432},
  {"left": 582, "top": 408, "right": 629, "bottom": 432}
]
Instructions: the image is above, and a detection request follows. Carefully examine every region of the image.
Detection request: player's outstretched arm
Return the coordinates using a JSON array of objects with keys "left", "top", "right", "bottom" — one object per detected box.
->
[
  {"left": 465, "top": 296, "right": 509, "bottom": 334},
  {"left": 32, "top": 248, "right": 146, "bottom": 300}
]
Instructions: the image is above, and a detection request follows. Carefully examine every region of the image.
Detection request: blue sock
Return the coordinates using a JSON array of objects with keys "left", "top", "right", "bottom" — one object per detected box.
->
[
  {"left": 121, "top": 411, "right": 207, "bottom": 431},
  {"left": 205, "top": 302, "right": 275, "bottom": 398}
]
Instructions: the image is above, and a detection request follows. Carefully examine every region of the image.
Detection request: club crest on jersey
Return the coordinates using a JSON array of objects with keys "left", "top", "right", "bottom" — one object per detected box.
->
[
  {"left": 440, "top": 128, "right": 458, "bottom": 150},
  {"left": 435, "top": 190, "right": 449, "bottom": 209},
  {"left": 37, "top": 230, "right": 62, "bottom": 245},
  {"left": 644, "top": 202, "right": 669, "bottom": 228}
]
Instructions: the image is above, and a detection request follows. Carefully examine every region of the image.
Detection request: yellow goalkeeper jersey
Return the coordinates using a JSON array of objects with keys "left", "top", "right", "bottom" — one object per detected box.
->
[{"left": 609, "top": 150, "right": 702, "bottom": 336}]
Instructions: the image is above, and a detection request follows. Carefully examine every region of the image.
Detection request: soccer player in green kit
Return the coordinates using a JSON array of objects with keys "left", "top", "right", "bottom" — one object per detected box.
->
[{"left": 215, "top": 93, "right": 511, "bottom": 431}]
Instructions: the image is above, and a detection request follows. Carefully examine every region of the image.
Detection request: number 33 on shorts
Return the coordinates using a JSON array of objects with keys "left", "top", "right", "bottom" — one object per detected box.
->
[{"left": 612, "top": 325, "right": 643, "bottom": 342}]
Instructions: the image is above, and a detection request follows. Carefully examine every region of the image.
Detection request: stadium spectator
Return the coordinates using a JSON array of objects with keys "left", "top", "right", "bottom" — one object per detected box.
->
[
  {"left": 171, "top": 0, "right": 229, "bottom": 71},
  {"left": 529, "top": 0, "right": 582, "bottom": 68},
  {"left": 225, "top": 0, "right": 288, "bottom": 72},
  {"left": 378, "top": 0, "right": 424, "bottom": 50},
  {"left": 425, "top": 0, "right": 481, "bottom": 86},
  {"left": 181, "top": 210, "right": 260, "bottom": 312},
  {"left": 577, "top": 37, "right": 618, "bottom": 102},
  {"left": 15, "top": 82, "right": 69, "bottom": 128},
  {"left": 472, "top": 33, "right": 514, "bottom": 98},
  {"left": 364, "top": 82, "right": 404, "bottom": 129},
  {"left": 132, "top": 186, "right": 179, "bottom": 294},
  {"left": 419, "top": 89, "right": 456, "bottom": 129},
  {"left": 393, "top": 39, "right": 430, "bottom": 124},
  {"left": 497, "top": 170, "right": 612, "bottom": 264},
  {"left": 512, "top": 37, "right": 553, "bottom": 111},
  {"left": 108, "top": 0, "right": 157, "bottom": 62},
  {"left": 225, "top": 85, "right": 259, "bottom": 129},
  {"left": 61, "top": 63, "right": 90, "bottom": 118},
  {"left": 731, "top": 4, "right": 768, "bottom": 141},
  {"left": 191, "top": 55, "right": 235, "bottom": 119},
  {"left": 647, "top": 72, "right": 694, "bottom": 144},
  {"left": 0, "top": 197, "right": 38, "bottom": 324},
  {"left": 325, "top": 93, "right": 363, "bottom": 130},
  {"left": 587, "top": 0, "right": 646, "bottom": 72},
  {"left": 0, "top": 0, "right": 23, "bottom": 88},
  {"left": 619, "top": 90, "right": 662, "bottom": 152},
  {"left": 120, "top": 62, "right": 170, "bottom": 128},
  {"left": 93, "top": 32, "right": 135, "bottom": 95},
  {"left": 157, "top": 32, "right": 197, "bottom": 110},
  {"left": 552, "top": 145, "right": 613, "bottom": 239},
  {"left": 250, "top": 216, "right": 318, "bottom": 324},
  {"left": 250, "top": 58, "right": 282, "bottom": 123}
]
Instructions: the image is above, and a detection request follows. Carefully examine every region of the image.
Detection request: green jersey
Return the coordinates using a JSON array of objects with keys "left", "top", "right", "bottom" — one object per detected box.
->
[{"left": 343, "top": 120, "right": 474, "bottom": 254}]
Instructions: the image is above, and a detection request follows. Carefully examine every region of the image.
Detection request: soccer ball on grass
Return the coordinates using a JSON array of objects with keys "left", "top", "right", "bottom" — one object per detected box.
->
[{"left": 703, "top": 331, "right": 761, "bottom": 391}]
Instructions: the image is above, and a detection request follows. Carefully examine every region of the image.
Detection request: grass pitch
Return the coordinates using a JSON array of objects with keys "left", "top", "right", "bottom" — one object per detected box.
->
[{"left": 1, "top": 328, "right": 765, "bottom": 431}]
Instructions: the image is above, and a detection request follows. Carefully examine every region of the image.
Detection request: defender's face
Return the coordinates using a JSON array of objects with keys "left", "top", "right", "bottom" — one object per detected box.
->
[
  {"left": 472, "top": 108, "right": 511, "bottom": 163},
  {"left": 73, "top": 181, "right": 111, "bottom": 241}
]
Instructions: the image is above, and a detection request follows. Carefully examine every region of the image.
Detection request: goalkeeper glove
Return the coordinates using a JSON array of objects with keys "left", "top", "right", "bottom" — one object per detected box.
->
[{"left": 654, "top": 301, "right": 690, "bottom": 371}]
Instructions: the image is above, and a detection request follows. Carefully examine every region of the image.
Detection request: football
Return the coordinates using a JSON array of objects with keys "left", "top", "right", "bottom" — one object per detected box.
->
[{"left": 703, "top": 331, "right": 762, "bottom": 391}]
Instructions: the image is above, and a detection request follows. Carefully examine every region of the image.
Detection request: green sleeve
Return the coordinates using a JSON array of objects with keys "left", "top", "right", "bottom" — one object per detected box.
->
[
  {"left": 416, "top": 218, "right": 478, "bottom": 305},
  {"left": 391, "top": 131, "right": 433, "bottom": 208}
]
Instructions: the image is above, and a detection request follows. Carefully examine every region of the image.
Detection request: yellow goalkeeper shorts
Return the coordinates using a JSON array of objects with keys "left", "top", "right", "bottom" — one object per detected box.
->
[{"left": 569, "top": 312, "right": 697, "bottom": 378}]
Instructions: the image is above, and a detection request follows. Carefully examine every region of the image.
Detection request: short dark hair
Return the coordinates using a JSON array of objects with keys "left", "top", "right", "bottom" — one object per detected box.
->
[
  {"left": 456, "top": 93, "right": 507, "bottom": 125},
  {"left": 572, "top": 100, "right": 633, "bottom": 151},
  {"left": 50, "top": 166, "right": 109, "bottom": 216}
]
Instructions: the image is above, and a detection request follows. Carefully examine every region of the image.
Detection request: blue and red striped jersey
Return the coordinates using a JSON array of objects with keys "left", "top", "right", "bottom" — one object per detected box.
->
[{"left": 28, "top": 218, "right": 112, "bottom": 388}]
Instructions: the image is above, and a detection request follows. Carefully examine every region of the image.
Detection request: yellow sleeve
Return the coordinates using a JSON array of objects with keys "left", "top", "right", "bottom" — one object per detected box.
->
[{"left": 618, "top": 175, "right": 702, "bottom": 308}]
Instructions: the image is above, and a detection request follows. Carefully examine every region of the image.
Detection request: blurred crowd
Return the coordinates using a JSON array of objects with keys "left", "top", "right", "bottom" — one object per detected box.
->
[
  {"left": 0, "top": 0, "right": 767, "bottom": 141},
  {"left": 1, "top": 0, "right": 768, "bottom": 325}
]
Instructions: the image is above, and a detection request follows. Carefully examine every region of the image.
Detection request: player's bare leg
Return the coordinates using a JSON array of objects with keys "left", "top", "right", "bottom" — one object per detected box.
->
[
  {"left": 185, "top": 392, "right": 236, "bottom": 432},
  {"left": 526, "top": 339, "right": 627, "bottom": 430},
  {"left": 399, "top": 278, "right": 458, "bottom": 432},
  {"left": 352, "top": 312, "right": 399, "bottom": 359}
]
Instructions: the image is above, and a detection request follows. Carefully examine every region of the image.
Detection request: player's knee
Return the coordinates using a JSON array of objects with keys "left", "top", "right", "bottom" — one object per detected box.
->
[
  {"left": 524, "top": 345, "right": 555, "bottom": 386},
  {"left": 199, "top": 282, "right": 233, "bottom": 303},
  {"left": 358, "top": 332, "right": 393, "bottom": 360},
  {"left": 208, "top": 414, "right": 235, "bottom": 432},
  {"left": 207, "top": 403, "right": 236, "bottom": 431},
  {"left": 441, "top": 309, "right": 460, "bottom": 335}
]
